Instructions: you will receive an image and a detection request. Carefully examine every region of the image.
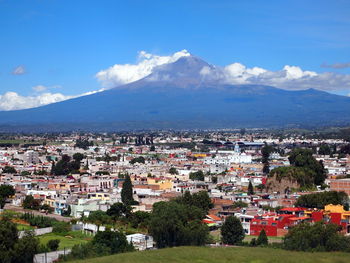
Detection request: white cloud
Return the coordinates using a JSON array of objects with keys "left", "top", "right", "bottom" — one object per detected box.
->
[
  {"left": 12, "top": 65, "right": 26, "bottom": 75},
  {"left": 0, "top": 88, "right": 106, "bottom": 111},
  {"left": 215, "top": 62, "right": 350, "bottom": 91},
  {"left": 95, "top": 49, "right": 191, "bottom": 87},
  {"left": 0, "top": 92, "right": 72, "bottom": 111}
]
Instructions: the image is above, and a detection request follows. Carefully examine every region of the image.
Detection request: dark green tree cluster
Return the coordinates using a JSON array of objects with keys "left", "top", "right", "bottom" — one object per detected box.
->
[
  {"left": 22, "top": 195, "right": 41, "bottom": 210},
  {"left": 318, "top": 144, "right": 332, "bottom": 155},
  {"left": 284, "top": 222, "right": 350, "bottom": 252},
  {"left": 189, "top": 170, "right": 205, "bottom": 181},
  {"left": 288, "top": 148, "right": 327, "bottom": 185},
  {"left": 295, "top": 191, "right": 349, "bottom": 209},
  {"left": 2, "top": 166, "right": 17, "bottom": 174},
  {"left": 75, "top": 138, "right": 93, "bottom": 149},
  {"left": 339, "top": 144, "right": 350, "bottom": 157},
  {"left": 0, "top": 219, "right": 39, "bottom": 263},
  {"left": 169, "top": 167, "right": 178, "bottom": 175},
  {"left": 0, "top": 184, "right": 15, "bottom": 209},
  {"left": 106, "top": 202, "right": 132, "bottom": 220},
  {"left": 175, "top": 191, "right": 213, "bottom": 214},
  {"left": 269, "top": 166, "right": 316, "bottom": 188},
  {"left": 149, "top": 200, "right": 209, "bottom": 248},
  {"left": 221, "top": 216, "right": 245, "bottom": 245},
  {"left": 60, "top": 229, "right": 133, "bottom": 261},
  {"left": 51, "top": 154, "right": 81, "bottom": 175},
  {"left": 129, "top": 156, "right": 145, "bottom": 164}
]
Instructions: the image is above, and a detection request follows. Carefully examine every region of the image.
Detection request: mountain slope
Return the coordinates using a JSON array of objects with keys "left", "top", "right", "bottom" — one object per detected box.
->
[{"left": 1, "top": 56, "right": 350, "bottom": 131}]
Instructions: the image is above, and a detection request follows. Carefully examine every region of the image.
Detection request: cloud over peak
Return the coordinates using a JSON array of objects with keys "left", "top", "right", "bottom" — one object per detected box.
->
[
  {"left": 95, "top": 50, "right": 350, "bottom": 92},
  {"left": 95, "top": 49, "right": 191, "bottom": 87}
]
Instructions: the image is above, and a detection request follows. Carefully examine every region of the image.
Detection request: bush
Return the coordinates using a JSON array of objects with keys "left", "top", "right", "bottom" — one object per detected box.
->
[
  {"left": 283, "top": 221, "right": 350, "bottom": 252},
  {"left": 52, "top": 221, "right": 71, "bottom": 234},
  {"left": 21, "top": 213, "right": 57, "bottom": 228},
  {"left": 47, "top": 239, "right": 60, "bottom": 251},
  {"left": 60, "top": 230, "right": 133, "bottom": 261}
]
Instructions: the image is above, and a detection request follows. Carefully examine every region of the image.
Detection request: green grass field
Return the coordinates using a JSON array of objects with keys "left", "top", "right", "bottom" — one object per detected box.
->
[
  {"left": 38, "top": 232, "right": 91, "bottom": 250},
  {"left": 69, "top": 246, "right": 350, "bottom": 263}
]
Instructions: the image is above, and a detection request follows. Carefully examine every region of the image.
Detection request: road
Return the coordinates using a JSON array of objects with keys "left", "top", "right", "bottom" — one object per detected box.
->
[{"left": 4, "top": 204, "right": 71, "bottom": 222}]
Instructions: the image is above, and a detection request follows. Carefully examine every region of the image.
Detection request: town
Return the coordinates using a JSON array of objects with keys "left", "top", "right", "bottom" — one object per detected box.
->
[{"left": 0, "top": 129, "right": 350, "bottom": 262}]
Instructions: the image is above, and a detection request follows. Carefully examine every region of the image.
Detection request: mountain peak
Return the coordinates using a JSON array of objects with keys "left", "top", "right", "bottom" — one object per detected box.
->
[{"left": 141, "top": 54, "right": 218, "bottom": 88}]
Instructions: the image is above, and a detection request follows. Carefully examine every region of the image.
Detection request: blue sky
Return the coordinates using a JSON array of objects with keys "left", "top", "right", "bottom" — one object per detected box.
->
[{"left": 0, "top": 0, "right": 350, "bottom": 110}]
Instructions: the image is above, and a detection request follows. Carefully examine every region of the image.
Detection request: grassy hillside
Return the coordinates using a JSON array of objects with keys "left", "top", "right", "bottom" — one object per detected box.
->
[{"left": 69, "top": 246, "right": 350, "bottom": 263}]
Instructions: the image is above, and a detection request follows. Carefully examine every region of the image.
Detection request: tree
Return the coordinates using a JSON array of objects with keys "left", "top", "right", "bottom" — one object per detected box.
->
[
  {"left": 0, "top": 184, "right": 15, "bottom": 198},
  {"left": 149, "top": 201, "right": 208, "bottom": 248},
  {"left": 87, "top": 211, "right": 110, "bottom": 230},
  {"left": 150, "top": 145, "right": 155, "bottom": 151},
  {"left": 47, "top": 239, "right": 60, "bottom": 251},
  {"left": 0, "top": 218, "right": 18, "bottom": 261},
  {"left": 248, "top": 181, "right": 254, "bottom": 195},
  {"left": 92, "top": 230, "right": 133, "bottom": 254},
  {"left": 189, "top": 170, "right": 205, "bottom": 181},
  {"left": 169, "top": 167, "right": 178, "bottom": 175},
  {"left": 283, "top": 222, "right": 350, "bottom": 252},
  {"left": 0, "top": 219, "right": 39, "bottom": 263},
  {"left": 221, "top": 216, "right": 245, "bottom": 245},
  {"left": 318, "top": 144, "right": 331, "bottom": 155},
  {"left": 288, "top": 148, "right": 327, "bottom": 185},
  {"left": 121, "top": 175, "right": 135, "bottom": 206},
  {"left": 22, "top": 195, "right": 41, "bottom": 210},
  {"left": 2, "top": 166, "right": 17, "bottom": 174},
  {"left": 12, "top": 231, "right": 39, "bottom": 263},
  {"left": 256, "top": 229, "right": 268, "bottom": 246},
  {"left": 130, "top": 156, "right": 145, "bottom": 164},
  {"left": 0, "top": 184, "right": 15, "bottom": 209},
  {"left": 174, "top": 191, "right": 213, "bottom": 215},
  {"left": 73, "top": 153, "right": 85, "bottom": 163},
  {"left": 191, "top": 191, "right": 213, "bottom": 214},
  {"left": 261, "top": 143, "right": 273, "bottom": 174},
  {"left": 75, "top": 138, "right": 93, "bottom": 150},
  {"left": 295, "top": 191, "right": 348, "bottom": 209},
  {"left": 106, "top": 202, "right": 132, "bottom": 219},
  {"left": 130, "top": 211, "right": 150, "bottom": 228}
]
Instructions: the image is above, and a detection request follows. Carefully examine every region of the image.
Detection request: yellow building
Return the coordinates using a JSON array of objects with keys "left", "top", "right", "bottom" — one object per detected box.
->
[
  {"left": 147, "top": 177, "right": 173, "bottom": 190},
  {"left": 324, "top": 204, "right": 350, "bottom": 221},
  {"left": 87, "top": 193, "right": 110, "bottom": 201}
]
